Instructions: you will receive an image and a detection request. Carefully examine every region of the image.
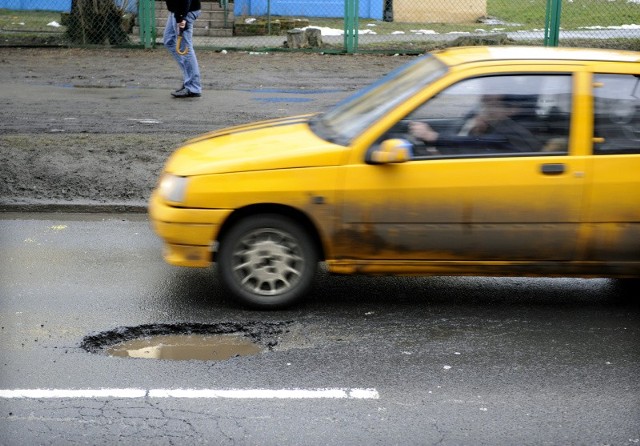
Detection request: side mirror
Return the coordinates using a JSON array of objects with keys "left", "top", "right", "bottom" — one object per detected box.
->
[{"left": 367, "top": 139, "right": 413, "bottom": 164}]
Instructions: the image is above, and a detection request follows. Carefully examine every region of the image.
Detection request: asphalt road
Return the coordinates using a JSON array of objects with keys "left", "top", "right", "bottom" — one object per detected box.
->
[{"left": 1, "top": 213, "right": 639, "bottom": 445}]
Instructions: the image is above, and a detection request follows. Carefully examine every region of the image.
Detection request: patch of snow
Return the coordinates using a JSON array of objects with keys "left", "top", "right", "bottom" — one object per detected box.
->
[
  {"left": 301, "top": 26, "right": 378, "bottom": 36},
  {"left": 579, "top": 24, "right": 640, "bottom": 29},
  {"left": 410, "top": 29, "right": 437, "bottom": 35},
  {"left": 302, "top": 26, "right": 342, "bottom": 36}
]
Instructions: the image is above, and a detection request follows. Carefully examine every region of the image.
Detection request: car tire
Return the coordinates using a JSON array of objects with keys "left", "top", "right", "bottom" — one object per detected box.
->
[{"left": 217, "top": 214, "right": 318, "bottom": 309}]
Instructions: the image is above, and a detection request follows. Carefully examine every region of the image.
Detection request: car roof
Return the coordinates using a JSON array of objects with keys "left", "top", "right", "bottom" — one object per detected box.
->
[{"left": 432, "top": 46, "right": 640, "bottom": 66}]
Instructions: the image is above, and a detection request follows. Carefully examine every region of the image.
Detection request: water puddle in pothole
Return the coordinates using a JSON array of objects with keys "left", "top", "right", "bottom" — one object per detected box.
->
[{"left": 107, "top": 333, "right": 263, "bottom": 361}]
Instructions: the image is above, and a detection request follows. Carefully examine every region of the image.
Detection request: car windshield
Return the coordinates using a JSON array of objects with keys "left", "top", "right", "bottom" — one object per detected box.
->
[{"left": 310, "top": 55, "right": 447, "bottom": 145}]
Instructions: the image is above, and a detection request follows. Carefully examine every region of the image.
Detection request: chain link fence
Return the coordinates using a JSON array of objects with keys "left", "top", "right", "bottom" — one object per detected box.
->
[{"left": 1, "top": 0, "right": 638, "bottom": 52}]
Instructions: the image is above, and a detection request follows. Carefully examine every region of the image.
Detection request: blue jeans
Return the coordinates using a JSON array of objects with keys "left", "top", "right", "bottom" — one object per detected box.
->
[{"left": 164, "top": 11, "right": 201, "bottom": 94}]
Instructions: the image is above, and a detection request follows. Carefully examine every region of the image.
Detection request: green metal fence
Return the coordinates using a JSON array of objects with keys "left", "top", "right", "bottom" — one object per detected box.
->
[{"left": 0, "top": 0, "right": 638, "bottom": 52}]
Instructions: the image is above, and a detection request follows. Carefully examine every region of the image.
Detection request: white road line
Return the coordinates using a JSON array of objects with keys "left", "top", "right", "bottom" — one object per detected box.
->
[
  {"left": 150, "top": 388, "right": 379, "bottom": 399},
  {"left": 0, "top": 388, "right": 379, "bottom": 400}
]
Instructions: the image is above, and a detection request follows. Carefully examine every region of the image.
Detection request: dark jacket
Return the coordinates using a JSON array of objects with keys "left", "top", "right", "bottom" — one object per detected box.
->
[
  {"left": 165, "top": 0, "right": 201, "bottom": 23},
  {"left": 433, "top": 117, "right": 543, "bottom": 154}
]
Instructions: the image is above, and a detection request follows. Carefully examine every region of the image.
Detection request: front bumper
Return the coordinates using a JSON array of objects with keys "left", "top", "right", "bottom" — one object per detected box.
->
[{"left": 149, "top": 191, "right": 233, "bottom": 267}]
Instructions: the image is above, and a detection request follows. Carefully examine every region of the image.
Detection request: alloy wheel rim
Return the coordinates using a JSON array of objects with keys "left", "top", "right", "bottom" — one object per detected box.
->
[{"left": 231, "top": 228, "right": 305, "bottom": 296}]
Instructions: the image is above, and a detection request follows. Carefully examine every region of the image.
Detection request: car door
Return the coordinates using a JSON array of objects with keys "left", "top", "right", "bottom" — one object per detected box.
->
[
  {"left": 339, "top": 72, "right": 587, "bottom": 263},
  {"left": 583, "top": 71, "right": 640, "bottom": 264}
]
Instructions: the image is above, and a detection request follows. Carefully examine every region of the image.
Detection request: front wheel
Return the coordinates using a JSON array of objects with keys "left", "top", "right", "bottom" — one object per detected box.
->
[{"left": 217, "top": 215, "right": 318, "bottom": 309}]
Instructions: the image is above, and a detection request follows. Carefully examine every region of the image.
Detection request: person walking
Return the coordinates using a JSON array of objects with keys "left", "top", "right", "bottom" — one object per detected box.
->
[{"left": 164, "top": 0, "right": 202, "bottom": 98}]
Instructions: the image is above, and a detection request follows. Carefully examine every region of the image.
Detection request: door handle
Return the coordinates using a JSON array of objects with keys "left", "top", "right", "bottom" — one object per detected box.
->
[{"left": 541, "top": 163, "right": 566, "bottom": 175}]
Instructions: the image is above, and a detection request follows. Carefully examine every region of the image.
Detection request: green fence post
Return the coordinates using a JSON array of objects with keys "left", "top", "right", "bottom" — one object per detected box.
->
[
  {"left": 267, "top": 0, "right": 272, "bottom": 35},
  {"left": 139, "top": 0, "right": 147, "bottom": 48},
  {"left": 544, "top": 0, "right": 562, "bottom": 47},
  {"left": 344, "top": 0, "right": 351, "bottom": 53},
  {"left": 354, "top": 0, "right": 359, "bottom": 52},
  {"left": 139, "top": 0, "right": 156, "bottom": 49},
  {"left": 344, "top": 0, "right": 358, "bottom": 53}
]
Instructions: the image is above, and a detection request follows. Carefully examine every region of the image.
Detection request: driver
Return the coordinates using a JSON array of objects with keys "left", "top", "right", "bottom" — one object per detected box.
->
[{"left": 408, "top": 94, "right": 543, "bottom": 154}]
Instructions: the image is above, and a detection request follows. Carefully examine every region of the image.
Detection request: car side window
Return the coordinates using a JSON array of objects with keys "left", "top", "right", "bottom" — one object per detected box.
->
[
  {"left": 396, "top": 74, "right": 572, "bottom": 159},
  {"left": 593, "top": 74, "right": 640, "bottom": 155}
]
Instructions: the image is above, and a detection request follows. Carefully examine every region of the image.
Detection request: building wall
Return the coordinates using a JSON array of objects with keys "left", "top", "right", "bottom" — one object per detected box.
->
[
  {"left": 0, "top": 0, "right": 70, "bottom": 11},
  {"left": 2, "top": 0, "right": 485, "bottom": 23},
  {"left": 0, "top": 0, "right": 136, "bottom": 13},
  {"left": 234, "top": 0, "right": 384, "bottom": 20},
  {"left": 392, "top": 0, "right": 487, "bottom": 23}
]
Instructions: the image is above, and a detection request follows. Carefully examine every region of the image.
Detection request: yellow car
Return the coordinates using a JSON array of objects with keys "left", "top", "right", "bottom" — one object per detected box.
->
[{"left": 150, "top": 46, "right": 640, "bottom": 309}]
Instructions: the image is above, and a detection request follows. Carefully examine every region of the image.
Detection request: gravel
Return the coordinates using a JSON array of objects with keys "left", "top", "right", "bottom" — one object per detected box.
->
[{"left": 0, "top": 47, "right": 412, "bottom": 211}]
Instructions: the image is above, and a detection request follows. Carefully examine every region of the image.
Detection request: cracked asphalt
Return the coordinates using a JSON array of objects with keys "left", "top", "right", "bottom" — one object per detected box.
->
[{"left": 1, "top": 215, "right": 639, "bottom": 445}]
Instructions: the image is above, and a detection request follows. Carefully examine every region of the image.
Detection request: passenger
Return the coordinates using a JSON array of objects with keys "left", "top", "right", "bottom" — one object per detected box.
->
[{"left": 409, "top": 94, "right": 542, "bottom": 154}]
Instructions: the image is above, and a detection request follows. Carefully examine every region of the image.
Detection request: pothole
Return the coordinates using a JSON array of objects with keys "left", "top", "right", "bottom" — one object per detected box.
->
[
  {"left": 107, "top": 334, "right": 263, "bottom": 361},
  {"left": 81, "top": 322, "right": 291, "bottom": 362}
]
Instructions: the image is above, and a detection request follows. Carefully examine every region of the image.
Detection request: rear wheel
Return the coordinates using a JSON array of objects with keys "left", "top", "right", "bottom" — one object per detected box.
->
[{"left": 217, "top": 215, "right": 318, "bottom": 309}]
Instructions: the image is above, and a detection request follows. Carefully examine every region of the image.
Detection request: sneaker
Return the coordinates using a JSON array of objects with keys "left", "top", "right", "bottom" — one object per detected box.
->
[{"left": 171, "top": 88, "right": 201, "bottom": 98}]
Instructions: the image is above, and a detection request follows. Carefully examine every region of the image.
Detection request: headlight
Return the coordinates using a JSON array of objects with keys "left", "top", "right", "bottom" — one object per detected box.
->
[{"left": 158, "top": 174, "right": 189, "bottom": 203}]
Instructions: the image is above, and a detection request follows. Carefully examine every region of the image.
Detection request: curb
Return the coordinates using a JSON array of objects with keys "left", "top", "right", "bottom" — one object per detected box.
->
[{"left": 0, "top": 202, "right": 148, "bottom": 214}]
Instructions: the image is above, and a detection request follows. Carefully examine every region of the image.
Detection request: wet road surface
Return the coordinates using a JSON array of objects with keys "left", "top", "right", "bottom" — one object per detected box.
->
[{"left": 1, "top": 213, "right": 639, "bottom": 445}]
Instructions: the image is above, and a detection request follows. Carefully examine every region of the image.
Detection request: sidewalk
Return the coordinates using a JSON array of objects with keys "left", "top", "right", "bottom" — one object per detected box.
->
[{"left": 0, "top": 48, "right": 410, "bottom": 212}]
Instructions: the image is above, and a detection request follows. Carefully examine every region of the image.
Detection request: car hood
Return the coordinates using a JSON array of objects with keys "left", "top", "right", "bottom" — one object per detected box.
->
[{"left": 164, "top": 115, "right": 346, "bottom": 176}]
